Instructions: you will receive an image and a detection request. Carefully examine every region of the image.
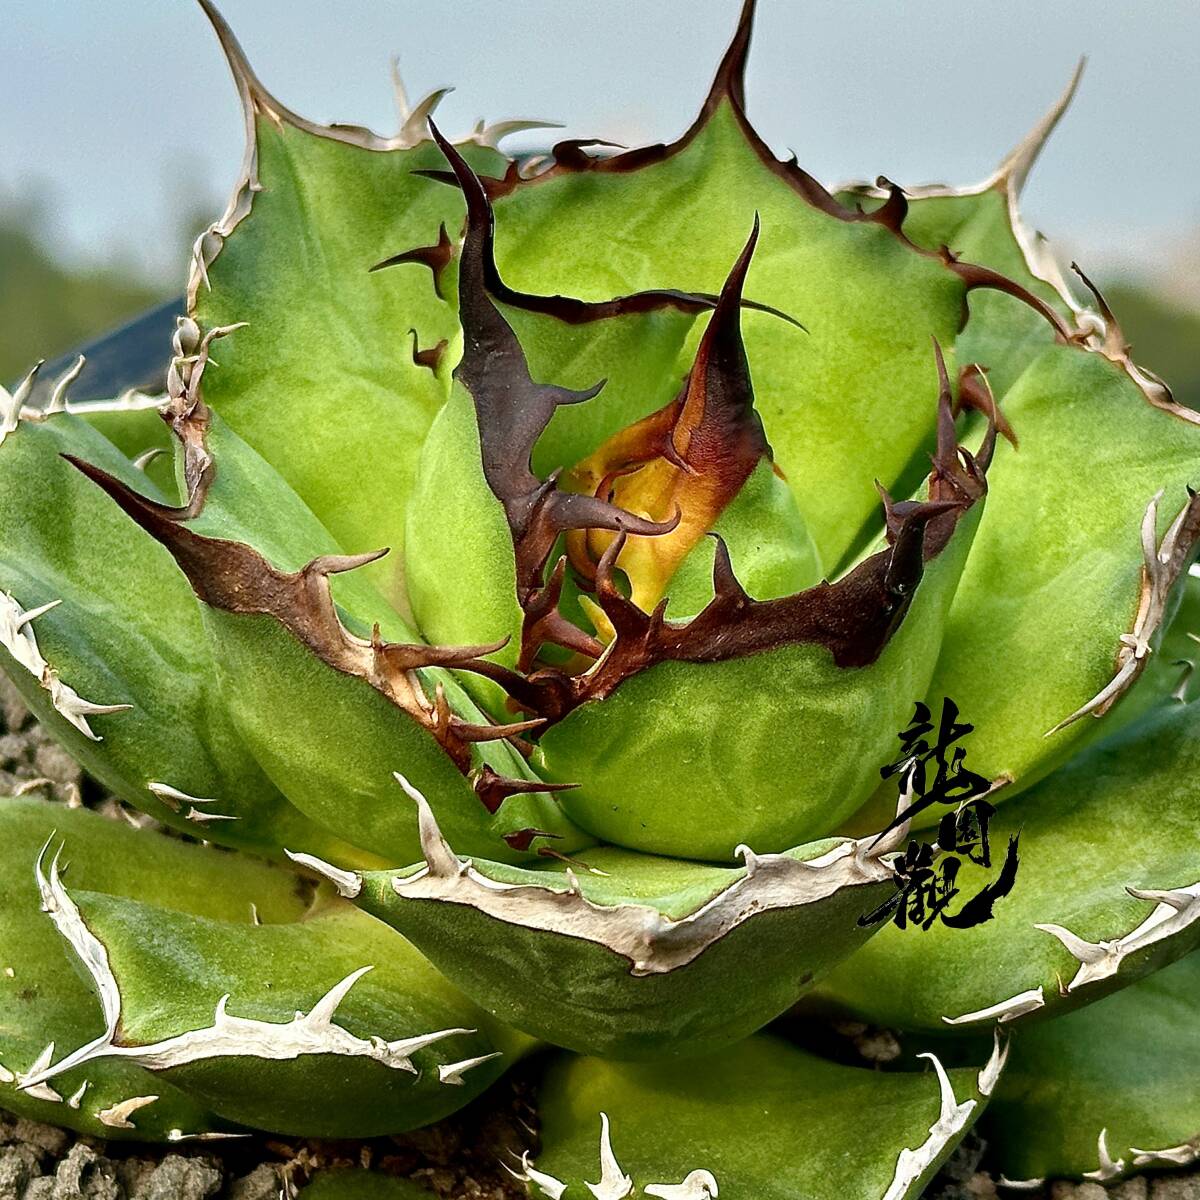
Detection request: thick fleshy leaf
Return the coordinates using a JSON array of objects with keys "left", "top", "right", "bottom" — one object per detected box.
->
[
  {"left": 0, "top": 405, "right": 369, "bottom": 864},
  {"left": 537, "top": 500, "right": 982, "bottom": 860},
  {"left": 74, "top": 403, "right": 586, "bottom": 866},
  {"left": 983, "top": 950, "right": 1200, "bottom": 1185},
  {"left": 348, "top": 779, "right": 899, "bottom": 1059},
  {"left": 524, "top": 1033, "right": 996, "bottom": 1199},
  {"left": 918, "top": 341, "right": 1200, "bottom": 805},
  {"left": 15, "top": 833, "right": 529, "bottom": 1138},
  {"left": 0, "top": 794, "right": 304, "bottom": 1139},
  {"left": 490, "top": 4, "right": 1055, "bottom": 568},
  {"left": 817, "top": 700, "right": 1200, "bottom": 1033},
  {"left": 189, "top": 1, "right": 512, "bottom": 603}
]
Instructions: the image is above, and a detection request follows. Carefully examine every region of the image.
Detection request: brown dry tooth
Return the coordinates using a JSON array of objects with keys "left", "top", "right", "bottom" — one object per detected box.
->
[
  {"left": 473, "top": 764, "right": 578, "bottom": 815},
  {"left": 405, "top": 329, "right": 449, "bottom": 374},
  {"left": 502, "top": 828, "right": 560, "bottom": 852},
  {"left": 64, "top": 454, "right": 527, "bottom": 772},
  {"left": 370, "top": 222, "right": 454, "bottom": 298},
  {"left": 868, "top": 176, "right": 909, "bottom": 235},
  {"left": 519, "top": 556, "right": 604, "bottom": 671},
  {"left": 939, "top": 250, "right": 1074, "bottom": 341},
  {"left": 957, "top": 363, "right": 1017, "bottom": 450},
  {"left": 924, "top": 341, "right": 990, "bottom": 549},
  {"left": 549, "top": 137, "right": 626, "bottom": 169},
  {"left": 449, "top": 714, "right": 546, "bottom": 743}
]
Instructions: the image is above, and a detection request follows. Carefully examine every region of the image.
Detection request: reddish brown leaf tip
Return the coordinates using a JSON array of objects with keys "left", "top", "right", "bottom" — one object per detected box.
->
[{"left": 704, "top": 0, "right": 756, "bottom": 116}]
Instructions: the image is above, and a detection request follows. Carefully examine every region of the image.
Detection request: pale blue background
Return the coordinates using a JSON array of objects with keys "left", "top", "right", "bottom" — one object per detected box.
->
[{"left": 3, "top": 1, "right": 1198, "bottom": 289}]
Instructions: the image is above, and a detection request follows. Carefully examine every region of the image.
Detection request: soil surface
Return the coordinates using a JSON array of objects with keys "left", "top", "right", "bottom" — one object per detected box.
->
[{"left": 1, "top": 675, "right": 1197, "bottom": 1199}]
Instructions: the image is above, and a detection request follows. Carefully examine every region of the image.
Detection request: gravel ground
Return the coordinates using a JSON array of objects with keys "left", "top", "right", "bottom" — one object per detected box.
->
[{"left": 1, "top": 674, "right": 1197, "bottom": 1199}]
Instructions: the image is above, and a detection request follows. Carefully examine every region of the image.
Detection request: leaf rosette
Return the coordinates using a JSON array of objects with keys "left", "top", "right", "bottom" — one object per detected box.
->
[{"left": 1, "top": 0, "right": 1198, "bottom": 1191}]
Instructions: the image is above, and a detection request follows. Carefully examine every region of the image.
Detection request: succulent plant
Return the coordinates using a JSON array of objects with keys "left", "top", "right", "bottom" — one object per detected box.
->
[{"left": 2, "top": 1, "right": 1199, "bottom": 1194}]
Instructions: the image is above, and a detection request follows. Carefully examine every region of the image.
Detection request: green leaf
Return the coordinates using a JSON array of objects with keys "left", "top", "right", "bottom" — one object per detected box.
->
[
  {"left": 352, "top": 781, "right": 898, "bottom": 1059},
  {"left": 526, "top": 1033, "right": 995, "bottom": 1199},
  {"left": 817, "top": 700, "right": 1200, "bottom": 1032},
  {"left": 983, "top": 950, "right": 1200, "bottom": 1184},
  {"left": 922, "top": 342, "right": 1200, "bottom": 801},
  {"left": 0, "top": 794, "right": 303, "bottom": 1138},
  {"left": 0, "top": 411, "right": 368, "bottom": 864},
  {"left": 41, "top": 892, "right": 526, "bottom": 1138},
  {"left": 191, "top": 2, "right": 510, "bottom": 605},
  {"left": 75, "top": 404, "right": 588, "bottom": 865},
  {"left": 537, "top": 503, "right": 982, "bottom": 859}
]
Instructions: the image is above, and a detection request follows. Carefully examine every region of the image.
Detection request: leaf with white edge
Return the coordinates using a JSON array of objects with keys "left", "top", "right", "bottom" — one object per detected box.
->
[
  {"left": 817, "top": 699, "right": 1200, "bottom": 1032},
  {"left": 982, "top": 950, "right": 1200, "bottom": 1183},
  {"left": 351, "top": 777, "right": 899, "bottom": 1058},
  {"left": 527, "top": 1033, "right": 993, "bottom": 1199},
  {"left": 20, "top": 859, "right": 529, "bottom": 1138},
  {"left": 0, "top": 794, "right": 303, "bottom": 1139},
  {"left": 190, "top": 0, "right": 513, "bottom": 603},
  {"left": 0, "top": 409, "right": 369, "bottom": 864}
]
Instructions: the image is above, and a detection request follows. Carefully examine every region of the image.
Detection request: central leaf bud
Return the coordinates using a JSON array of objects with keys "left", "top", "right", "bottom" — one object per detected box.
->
[{"left": 563, "top": 222, "right": 773, "bottom": 625}]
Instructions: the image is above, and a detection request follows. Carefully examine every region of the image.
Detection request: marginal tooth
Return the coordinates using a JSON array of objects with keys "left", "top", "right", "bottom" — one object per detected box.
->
[
  {"left": 506, "top": 1152, "right": 568, "bottom": 1200},
  {"left": 15, "top": 599, "right": 63, "bottom": 628},
  {"left": 1126, "top": 885, "right": 1194, "bottom": 911},
  {"left": 1130, "top": 1141, "right": 1200, "bottom": 1168},
  {"left": 147, "top": 781, "right": 220, "bottom": 812},
  {"left": 1082, "top": 1128, "right": 1126, "bottom": 1182},
  {"left": 394, "top": 772, "right": 462, "bottom": 878},
  {"left": 18, "top": 1043, "right": 63, "bottom": 1102},
  {"left": 133, "top": 447, "right": 169, "bottom": 472},
  {"left": 437, "top": 1050, "right": 502, "bottom": 1086},
  {"left": 45, "top": 355, "right": 87, "bottom": 415},
  {"left": 1033, "top": 922, "right": 1109, "bottom": 964},
  {"left": 474, "top": 118, "right": 565, "bottom": 149},
  {"left": 942, "top": 986, "right": 1045, "bottom": 1026},
  {"left": 11, "top": 361, "right": 44, "bottom": 408},
  {"left": 285, "top": 850, "right": 363, "bottom": 898},
  {"left": 184, "top": 807, "right": 239, "bottom": 823},
  {"left": 167, "top": 1128, "right": 252, "bottom": 1143},
  {"left": 882, "top": 1054, "right": 976, "bottom": 1200},
  {"left": 97, "top": 1095, "right": 159, "bottom": 1130},
  {"left": 398, "top": 85, "right": 454, "bottom": 145},
  {"left": 977, "top": 1028, "right": 1009, "bottom": 1097},
  {"left": 645, "top": 1170, "right": 720, "bottom": 1199},
  {"left": 66, "top": 1080, "right": 89, "bottom": 1109},
  {"left": 305, "top": 966, "right": 373, "bottom": 1028},
  {"left": 586, "top": 1112, "right": 634, "bottom": 1200}
]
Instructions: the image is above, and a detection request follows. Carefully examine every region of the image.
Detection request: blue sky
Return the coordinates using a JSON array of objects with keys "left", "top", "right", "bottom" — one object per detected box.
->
[{"left": 4, "top": 1, "right": 1198, "bottom": 286}]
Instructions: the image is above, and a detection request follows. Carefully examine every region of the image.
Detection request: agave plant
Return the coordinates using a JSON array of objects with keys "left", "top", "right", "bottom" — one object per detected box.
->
[{"left": 2, "top": 2, "right": 1199, "bottom": 1195}]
